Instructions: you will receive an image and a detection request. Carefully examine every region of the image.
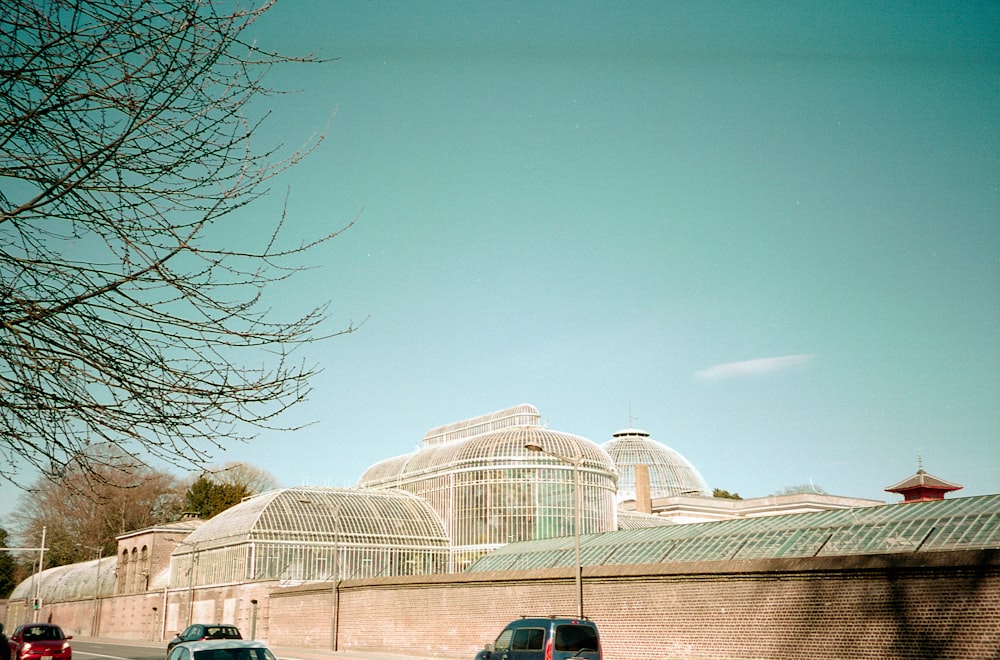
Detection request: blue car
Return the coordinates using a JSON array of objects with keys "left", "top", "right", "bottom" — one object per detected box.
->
[{"left": 476, "top": 617, "right": 601, "bottom": 660}]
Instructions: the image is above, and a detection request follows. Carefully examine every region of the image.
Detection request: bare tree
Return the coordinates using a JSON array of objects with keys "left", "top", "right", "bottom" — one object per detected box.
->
[
  {"left": 10, "top": 445, "right": 184, "bottom": 568},
  {"left": 0, "top": 0, "right": 356, "bottom": 487},
  {"left": 204, "top": 460, "right": 280, "bottom": 494}
]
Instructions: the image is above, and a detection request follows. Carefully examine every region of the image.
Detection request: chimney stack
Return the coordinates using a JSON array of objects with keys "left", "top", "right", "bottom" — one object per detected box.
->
[{"left": 635, "top": 463, "right": 652, "bottom": 514}]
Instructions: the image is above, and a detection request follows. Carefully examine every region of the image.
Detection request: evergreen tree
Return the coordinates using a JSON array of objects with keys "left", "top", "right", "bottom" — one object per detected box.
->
[{"left": 183, "top": 476, "right": 250, "bottom": 519}]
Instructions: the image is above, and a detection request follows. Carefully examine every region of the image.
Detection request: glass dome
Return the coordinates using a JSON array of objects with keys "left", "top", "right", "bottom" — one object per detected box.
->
[
  {"left": 358, "top": 404, "right": 620, "bottom": 570},
  {"left": 604, "top": 428, "right": 710, "bottom": 501}
]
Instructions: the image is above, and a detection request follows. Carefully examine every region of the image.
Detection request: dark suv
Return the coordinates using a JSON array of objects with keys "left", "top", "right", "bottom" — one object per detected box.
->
[
  {"left": 475, "top": 617, "right": 601, "bottom": 660},
  {"left": 166, "top": 624, "right": 242, "bottom": 653}
]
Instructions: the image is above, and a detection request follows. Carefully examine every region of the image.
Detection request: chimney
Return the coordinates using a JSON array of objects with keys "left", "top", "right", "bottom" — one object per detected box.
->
[{"left": 635, "top": 463, "right": 652, "bottom": 514}]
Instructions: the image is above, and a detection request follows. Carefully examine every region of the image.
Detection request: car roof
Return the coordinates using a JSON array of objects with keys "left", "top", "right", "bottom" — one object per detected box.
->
[
  {"left": 510, "top": 618, "right": 597, "bottom": 627},
  {"left": 173, "top": 640, "right": 268, "bottom": 652}
]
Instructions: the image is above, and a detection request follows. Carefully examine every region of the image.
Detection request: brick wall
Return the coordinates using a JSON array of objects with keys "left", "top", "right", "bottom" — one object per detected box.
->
[
  {"left": 270, "top": 549, "right": 999, "bottom": 660},
  {"left": 3, "top": 549, "right": 997, "bottom": 659}
]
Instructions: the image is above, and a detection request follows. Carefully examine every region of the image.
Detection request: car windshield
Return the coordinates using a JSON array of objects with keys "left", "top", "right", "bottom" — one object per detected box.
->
[
  {"left": 23, "top": 627, "right": 65, "bottom": 641},
  {"left": 193, "top": 649, "right": 275, "bottom": 660}
]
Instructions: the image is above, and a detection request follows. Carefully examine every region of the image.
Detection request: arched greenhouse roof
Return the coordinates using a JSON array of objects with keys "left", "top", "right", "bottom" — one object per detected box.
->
[
  {"left": 603, "top": 428, "right": 710, "bottom": 501},
  {"left": 466, "top": 494, "right": 1000, "bottom": 571},
  {"left": 359, "top": 425, "right": 617, "bottom": 488},
  {"left": 176, "top": 486, "right": 448, "bottom": 552},
  {"left": 10, "top": 556, "right": 115, "bottom": 602}
]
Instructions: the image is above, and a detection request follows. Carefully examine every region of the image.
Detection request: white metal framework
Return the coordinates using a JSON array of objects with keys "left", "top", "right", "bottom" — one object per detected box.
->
[
  {"left": 467, "top": 494, "right": 1000, "bottom": 571},
  {"left": 603, "top": 428, "right": 710, "bottom": 501},
  {"left": 167, "top": 487, "right": 449, "bottom": 587},
  {"left": 9, "top": 557, "right": 115, "bottom": 601},
  {"left": 358, "top": 404, "right": 619, "bottom": 571}
]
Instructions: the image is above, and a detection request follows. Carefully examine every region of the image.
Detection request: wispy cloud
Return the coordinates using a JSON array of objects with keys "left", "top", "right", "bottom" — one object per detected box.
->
[{"left": 695, "top": 354, "right": 815, "bottom": 381}]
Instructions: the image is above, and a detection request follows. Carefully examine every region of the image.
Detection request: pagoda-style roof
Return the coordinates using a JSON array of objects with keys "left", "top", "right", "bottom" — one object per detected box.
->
[{"left": 885, "top": 465, "right": 962, "bottom": 502}]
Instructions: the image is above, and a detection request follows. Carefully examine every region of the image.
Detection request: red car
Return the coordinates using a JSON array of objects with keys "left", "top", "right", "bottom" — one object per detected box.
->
[{"left": 8, "top": 623, "right": 72, "bottom": 660}]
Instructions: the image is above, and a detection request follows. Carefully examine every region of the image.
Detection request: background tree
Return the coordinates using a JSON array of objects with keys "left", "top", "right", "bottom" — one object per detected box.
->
[
  {"left": 180, "top": 461, "right": 277, "bottom": 518},
  {"left": 772, "top": 483, "right": 828, "bottom": 496},
  {"left": 10, "top": 445, "right": 183, "bottom": 569},
  {"left": 713, "top": 487, "right": 743, "bottom": 500},
  {"left": 205, "top": 461, "right": 280, "bottom": 495},
  {"left": 183, "top": 475, "right": 249, "bottom": 519},
  {"left": 0, "top": 0, "right": 356, "bottom": 489},
  {"left": 0, "top": 525, "right": 17, "bottom": 597}
]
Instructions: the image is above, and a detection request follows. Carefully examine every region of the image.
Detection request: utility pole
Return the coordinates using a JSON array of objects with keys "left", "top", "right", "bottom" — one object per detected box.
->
[
  {"left": 34, "top": 526, "right": 47, "bottom": 622},
  {"left": 525, "top": 444, "right": 585, "bottom": 618},
  {"left": 0, "top": 540, "right": 50, "bottom": 623}
]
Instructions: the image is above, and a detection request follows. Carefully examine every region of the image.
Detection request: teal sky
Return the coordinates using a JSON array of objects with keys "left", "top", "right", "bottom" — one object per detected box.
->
[{"left": 3, "top": 1, "right": 998, "bottom": 517}]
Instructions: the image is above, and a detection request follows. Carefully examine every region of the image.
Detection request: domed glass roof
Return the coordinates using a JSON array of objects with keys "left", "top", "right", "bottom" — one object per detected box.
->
[
  {"left": 360, "top": 404, "right": 617, "bottom": 487},
  {"left": 359, "top": 426, "right": 617, "bottom": 487},
  {"left": 179, "top": 486, "right": 448, "bottom": 551},
  {"left": 603, "top": 428, "right": 710, "bottom": 501}
]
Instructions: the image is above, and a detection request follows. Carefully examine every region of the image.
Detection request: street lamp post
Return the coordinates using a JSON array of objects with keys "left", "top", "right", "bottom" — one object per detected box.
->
[
  {"left": 525, "top": 443, "right": 583, "bottom": 618},
  {"left": 77, "top": 544, "right": 104, "bottom": 635},
  {"left": 186, "top": 549, "right": 199, "bottom": 627},
  {"left": 34, "top": 526, "right": 47, "bottom": 623},
  {"left": 165, "top": 538, "right": 199, "bottom": 628},
  {"left": 329, "top": 500, "right": 343, "bottom": 652}
]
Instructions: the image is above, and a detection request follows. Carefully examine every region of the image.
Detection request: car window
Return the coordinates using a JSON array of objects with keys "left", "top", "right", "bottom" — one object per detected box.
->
[
  {"left": 168, "top": 647, "right": 190, "bottom": 660},
  {"left": 510, "top": 628, "right": 544, "bottom": 652},
  {"left": 193, "top": 648, "right": 271, "bottom": 660},
  {"left": 494, "top": 629, "right": 513, "bottom": 652},
  {"left": 554, "top": 625, "right": 598, "bottom": 652},
  {"left": 23, "top": 626, "right": 64, "bottom": 641}
]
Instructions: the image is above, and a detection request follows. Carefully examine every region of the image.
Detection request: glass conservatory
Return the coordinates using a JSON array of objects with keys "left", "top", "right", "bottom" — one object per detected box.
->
[
  {"left": 466, "top": 493, "right": 1000, "bottom": 571},
  {"left": 9, "top": 556, "right": 116, "bottom": 602},
  {"left": 603, "top": 428, "right": 711, "bottom": 501},
  {"left": 168, "top": 486, "right": 449, "bottom": 588},
  {"left": 358, "top": 404, "right": 620, "bottom": 571}
]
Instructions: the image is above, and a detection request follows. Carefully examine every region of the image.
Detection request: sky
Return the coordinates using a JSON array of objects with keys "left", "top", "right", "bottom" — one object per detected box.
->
[{"left": 2, "top": 1, "right": 999, "bottom": 519}]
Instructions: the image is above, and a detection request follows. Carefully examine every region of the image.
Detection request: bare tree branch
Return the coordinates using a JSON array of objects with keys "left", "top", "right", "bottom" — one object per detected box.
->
[{"left": 0, "top": 0, "right": 357, "bottom": 487}]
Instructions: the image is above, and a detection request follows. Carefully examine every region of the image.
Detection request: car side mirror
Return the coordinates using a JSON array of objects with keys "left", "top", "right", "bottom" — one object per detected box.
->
[
  {"left": 66, "top": 636, "right": 73, "bottom": 640},
  {"left": 484, "top": 644, "right": 494, "bottom": 653}
]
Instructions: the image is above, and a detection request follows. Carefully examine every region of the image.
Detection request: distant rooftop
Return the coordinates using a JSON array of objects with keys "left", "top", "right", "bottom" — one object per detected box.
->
[{"left": 886, "top": 460, "right": 963, "bottom": 502}]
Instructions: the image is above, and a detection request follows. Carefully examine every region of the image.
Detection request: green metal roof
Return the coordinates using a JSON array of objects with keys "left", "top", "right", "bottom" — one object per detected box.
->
[{"left": 466, "top": 494, "right": 1000, "bottom": 571}]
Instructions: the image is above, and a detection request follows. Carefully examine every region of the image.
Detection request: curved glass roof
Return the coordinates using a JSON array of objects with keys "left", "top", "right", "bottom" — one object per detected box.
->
[
  {"left": 178, "top": 486, "right": 448, "bottom": 551},
  {"left": 361, "top": 405, "right": 618, "bottom": 487},
  {"left": 603, "top": 428, "right": 710, "bottom": 500},
  {"left": 467, "top": 494, "right": 1000, "bottom": 571},
  {"left": 423, "top": 403, "right": 542, "bottom": 445},
  {"left": 617, "top": 509, "right": 678, "bottom": 530},
  {"left": 10, "top": 556, "right": 116, "bottom": 602},
  {"left": 360, "top": 426, "right": 617, "bottom": 488}
]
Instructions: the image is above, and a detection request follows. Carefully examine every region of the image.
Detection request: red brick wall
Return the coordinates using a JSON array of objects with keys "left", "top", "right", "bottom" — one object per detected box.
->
[
  {"left": 270, "top": 549, "right": 999, "bottom": 660},
  {"left": 4, "top": 549, "right": 997, "bottom": 659}
]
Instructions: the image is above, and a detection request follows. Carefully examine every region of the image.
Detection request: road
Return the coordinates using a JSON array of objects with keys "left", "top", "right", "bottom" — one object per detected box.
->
[
  {"left": 74, "top": 639, "right": 167, "bottom": 660},
  {"left": 71, "top": 638, "right": 456, "bottom": 660}
]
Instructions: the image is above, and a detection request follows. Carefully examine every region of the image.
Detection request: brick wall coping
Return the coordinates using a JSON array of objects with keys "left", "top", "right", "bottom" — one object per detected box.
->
[{"left": 269, "top": 547, "right": 998, "bottom": 598}]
